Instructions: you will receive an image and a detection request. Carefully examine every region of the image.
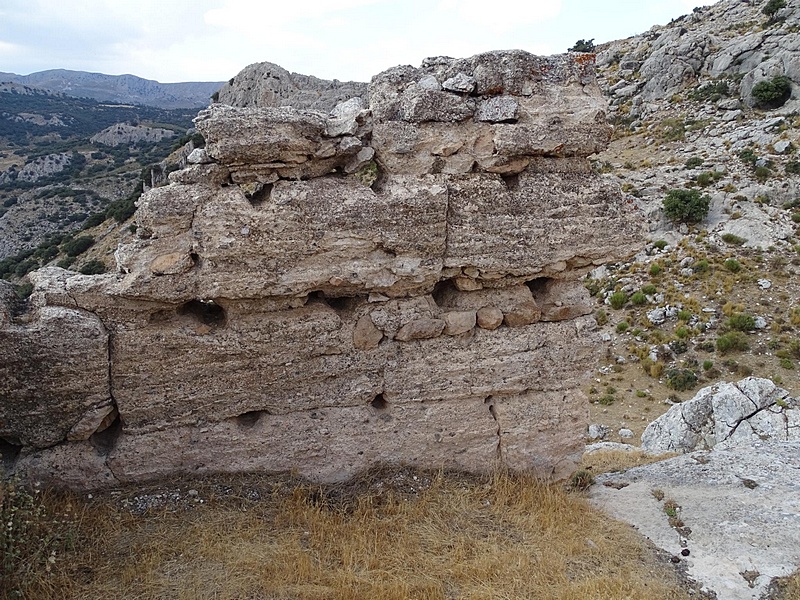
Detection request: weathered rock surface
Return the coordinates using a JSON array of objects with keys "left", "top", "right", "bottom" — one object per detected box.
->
[
  {"left": 641, "top": 378, "right": 799, "bottom": 454},
  {"left": 89, "top": 122, "right": 176, "bottom": 146},
  {"left": 1, "top": 50, "right": 642, "bottom": 490},
  {"left": 590, "top": 441, "right": 800, "bottom": 600}
]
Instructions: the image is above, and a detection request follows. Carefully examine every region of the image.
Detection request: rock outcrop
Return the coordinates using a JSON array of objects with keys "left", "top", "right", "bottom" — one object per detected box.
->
[
  {"left": 641, "top": 377, "right": 800, "bottom": 454},
  {"left": 0, "top": 51, "right": 641, "bottom": 490}
]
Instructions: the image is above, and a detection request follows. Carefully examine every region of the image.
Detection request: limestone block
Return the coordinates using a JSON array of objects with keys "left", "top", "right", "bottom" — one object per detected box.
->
[
  {"left": 0, "top": 306, "right": 109, "bottom": 448},
  {"left": 442, "top": 310, "right": 476, "bottom": 335}
]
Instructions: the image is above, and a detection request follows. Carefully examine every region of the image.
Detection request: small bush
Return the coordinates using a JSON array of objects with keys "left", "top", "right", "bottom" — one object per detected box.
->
[
  {"left": 568, "top": 469, "right": 595, "bottom": 491},
  {"left": 693, "top": 259, "right": 710, "bottom": 272},
  {"left": 754, "top": 165, "right": 772, "bottom": 182},
  {"left": 630, "top": 291, "right": 647, "bottom": 306},
  {"left": 763, "top": 0, "right": 787, "bottom": 19},
  {"left": 684, "top": 157, "right": 704, "bottom": 169},
  {"left": 727, "top": 313, "right": 756, "bottom": 331},
  {"left": 653, "top": 240, "right": 669, "bottom": 250},
  {"left": 666, "top": 368, "right": 698, "bottom": 391},
  {"left": 702, "top": 359, "right": 714, "bottom": 371},
  {"left": 641, "top": 284, "right": 657, "bottom": 295},
  {"left": 716, "top": 331, "right": 750, "bottom": 354},
  {"left": 721, "top": 233, "right": 746, "bottom": 245},
  {"left": 751, "top": 75, "right": 792, "bottom": 109},
  {"left": 595, "top": 309, "right": 608, "bottom": 326},
  {"left": 616, "top": 321, "right": 630, "bottom": 334},
  {"left": 609, "top": 291, "right": 627, "bottom": 310},
  {"left": 649, "top": 264, "right": 663, "bottom": 277},
  {"left": 61, "top": 235, "right": 94, "bottom": 257},
  {"left": 569, "top": 39, "right": 595, "bottom": 52},
  {"left": 663, "top": 189, "right": 710, "bottom": 224},
  {"left": 79, "top": 259, "right": 106, "bottom": 275},
  {"left": 724, "top": 258, "right": 741, "bottom": 272},
  {"left": 786, "top": 161, "right": 800, "bottom": 175}
]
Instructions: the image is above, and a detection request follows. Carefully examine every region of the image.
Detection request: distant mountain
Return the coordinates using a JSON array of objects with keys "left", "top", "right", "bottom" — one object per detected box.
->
[{"left": 0, "top": 69, "right": 224, "bottom": 109}]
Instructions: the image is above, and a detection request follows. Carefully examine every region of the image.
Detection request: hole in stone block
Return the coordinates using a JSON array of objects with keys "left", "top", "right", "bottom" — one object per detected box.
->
[
  {"left": 371, "top": 394, "right": 388, "bottom": 410},
  {"left": 501, "top": 173, "right": 520, "bottom": 190},
  {"left": 432, "top": 279, "right": 458, "bottom": 308},
  {"left": 243, "top": 182, "right": 272, "bottom": 207},
  {"left": 525, "top": 277, "right": 553, "bottom": 302},
  {"left": 90, "top": 416, "right": 121, "bottom": 456},
  {"left": 0, "top": 437, "right": 22, "bottom": 471},
  {"left": 236, "top": 410, "right": 265, "bottom": 428},
  {"left": 307, "top": 291, "right": 353, "bottom": 312},
  {"left": 179, "top": 299, "right": 226, "bottom": 327}
]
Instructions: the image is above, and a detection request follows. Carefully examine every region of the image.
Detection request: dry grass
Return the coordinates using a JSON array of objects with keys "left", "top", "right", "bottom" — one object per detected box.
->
[
  {"left": 5, "top": 467, "right": 700, "bottom": 600},
  {"left": 581, "top": 449, "right": 678, "bottom": 474}
]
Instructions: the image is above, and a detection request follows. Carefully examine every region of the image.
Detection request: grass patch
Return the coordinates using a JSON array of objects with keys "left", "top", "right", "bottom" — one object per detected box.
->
[{"left": 0, "top": 469, "right": 699, "bottom": 600}]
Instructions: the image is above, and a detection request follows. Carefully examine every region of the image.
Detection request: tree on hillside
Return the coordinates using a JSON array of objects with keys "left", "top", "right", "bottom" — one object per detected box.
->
[
  {"left": 662, "top": 189, "right": 710, "bottom": 224},
  {"left": 763, "top": 0, "right": 786, "bottom": 20},
  {"left": 569, "top": 39, "right": 595, "bottom": 53}
]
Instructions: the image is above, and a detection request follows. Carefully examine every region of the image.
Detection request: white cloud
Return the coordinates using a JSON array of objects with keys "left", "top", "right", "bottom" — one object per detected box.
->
[{"left": 438, "top": 0, "right": 563, "bottom": 32}]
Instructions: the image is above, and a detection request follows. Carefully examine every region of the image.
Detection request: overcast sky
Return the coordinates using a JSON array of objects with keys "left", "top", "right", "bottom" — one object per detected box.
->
[{"left": 1, "top": 0, "right": 719, "bottom": 83}]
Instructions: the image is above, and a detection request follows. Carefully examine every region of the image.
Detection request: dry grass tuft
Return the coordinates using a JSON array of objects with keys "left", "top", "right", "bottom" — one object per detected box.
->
[
  {"left": 580, "top": 449, "right": 678, "bottom": 474},
  {"left": 2, "top": 466, "right": 703, "bottom": 600}
]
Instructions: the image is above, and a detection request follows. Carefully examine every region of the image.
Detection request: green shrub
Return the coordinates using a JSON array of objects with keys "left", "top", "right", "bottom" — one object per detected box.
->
[
  {"left": 677, "top": 309, "right": 692, "bottom": 322},
  {"left": 569, "top": 39, "right": 595, "bottom": 52},
  {"left": 716, "top": 331, "right": 750, "bottom": 354},
  {"left": 616, "top": 321, "right": 629, "bottom": 334},
  {"left": 675, "top": 326, "right": 689, "bottom": 339},
  {"left": 61, "top": 235, "right": 94, "bottom": 257},
  {"left": 684, "top": 157, "right": 704, "bottom": 169},
  {"left": 688, "top": 81, "right": 729, "bottom": 102},
  {"left": 663, "top": 189, "right": 710, "bottom": 224},
  {"left": 754, "top": 165, "right": 772, "bottom": 182},
  {"left": 786, "top": 161, "right": 800, "bottom": 175},
  {"left": 702, "top": 360, "right": 714, "bottom": 371},
  {"left": 649, "top": 263, "right": 663, "bottom": 276},
  {"left": 660, "top": 118, "right": 686, "bottom": 142},
  {"left": 727, "top": 313, "right": 756, "bottom": 331},
  {"left": 630, "top": 291, "right": 647, "bottom": 306},
  {"left": 693, "top": 259, "right": 709, "bottom": 272},
  {"left": 595, "top": 309, "right": 608, "bottom": 326},
  {"left": 79, "top": 259, "right": 106, "bottom": 275},
  {"left": 739, "top": 148, "right": 758, "bottom": 166},
  {"left": 721, "top": 233, "right": 746, "bottom": 245},
  {"left": 609, "top": 291, "right": 627, "bottom": 310},
  {"left": 763, "top": 0, "right": 786, "bottom": 19},
  {"left": 724, "top": 258, "right": 741, "bottom": 272},
  {"left": 653, "top": 240, "right": 669, "bottom": 250},
  {"left": 641, "top": 284, "right": 658, "bottom": 295},
  {"left": 751, "top": 75, "right": 792, "bottom": 109},
  {"left": 666, "top": 368, "right": 698, "bottom": 391}
]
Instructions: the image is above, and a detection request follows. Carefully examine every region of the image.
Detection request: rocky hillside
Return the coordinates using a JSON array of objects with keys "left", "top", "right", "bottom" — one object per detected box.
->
[
  {"left": 0, "top": 85, "right": 202, "bottom": 276},
  {"left": 575, "top": 0, "right": 800, "bottom": 444},
  {"left": 0, "top": 69, "right": 223, "bottom": 109}
]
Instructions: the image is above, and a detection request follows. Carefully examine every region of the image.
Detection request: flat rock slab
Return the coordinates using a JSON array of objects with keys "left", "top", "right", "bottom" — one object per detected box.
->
[{"left": 589, "top": 441, "right": 800, "bottom": 600}]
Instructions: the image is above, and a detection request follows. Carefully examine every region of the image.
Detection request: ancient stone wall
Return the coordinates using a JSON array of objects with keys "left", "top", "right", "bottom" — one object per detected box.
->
[{"left": 0, "top": 51, "right": 642, "bottom": 490}]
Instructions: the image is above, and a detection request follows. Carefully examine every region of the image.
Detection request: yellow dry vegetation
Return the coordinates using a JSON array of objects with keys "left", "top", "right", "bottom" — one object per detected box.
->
[{"left": 6, "top": 468, "right": 700, "bottom": 600}]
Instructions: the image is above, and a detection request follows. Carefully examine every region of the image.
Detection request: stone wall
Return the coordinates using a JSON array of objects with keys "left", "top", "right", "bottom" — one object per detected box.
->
[{"left": 0, "top": 50, "right": 642, "bottom": 490}]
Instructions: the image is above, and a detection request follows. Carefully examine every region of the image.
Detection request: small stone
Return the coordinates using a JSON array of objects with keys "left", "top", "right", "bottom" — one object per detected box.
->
[
  {"left": 353, "top": 315, "right": 383, "bottom": 350},
  {"left": 757, "top": 279, "right": 772, "bottom": 290},
  {"left": 186, "top": 148, "right": 212, "bottom": 164},
  {"left": 188, "top": 489, "right": 199, "bottom": 497},
  {"left": 476, "top": 306, "right": 503, "bottom": 330},
  {"left": 647, "top": 308, "right": 666, "bottom": 325},
  {"left": 442, "top": 310, "right": 476, "bottom": 335},
  {"left": 475, "top": 96, "right": 518, "bottom": 122},
  {"left": 417, "top": 75, "right": 441, "bottom": 91},
  {"left": 442, "top": 73, "right": 476, "bottom": 94},
  {"left": 754, "top": 316, "right": 767, "bottom": 330},
  {"left": 395, "top": 318, "right": 446, "bottom": 341},
  {"left": 773, "top": 140, "right": 792, "bottom": 154},
  {"left": 588, "top": 424, "right": 610, "bottom": 440},
  {"left": 503, "top": 301, "right": 542, "bottom": 328},
  {"left": 619, "top": 428, "right": 634, "bottom": 439}
]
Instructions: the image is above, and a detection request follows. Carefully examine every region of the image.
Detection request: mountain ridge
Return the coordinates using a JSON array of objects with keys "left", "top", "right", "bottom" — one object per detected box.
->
[{"left": 0, "top": 68, "right": 224, "bottom": 109}]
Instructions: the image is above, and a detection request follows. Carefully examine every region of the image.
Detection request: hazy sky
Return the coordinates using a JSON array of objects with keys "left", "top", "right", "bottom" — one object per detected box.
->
[{"left": 0, "top": 0, "right": 719, "bottom": 83}]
